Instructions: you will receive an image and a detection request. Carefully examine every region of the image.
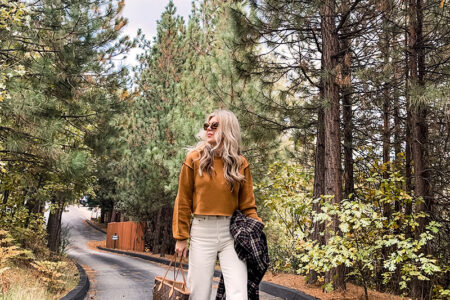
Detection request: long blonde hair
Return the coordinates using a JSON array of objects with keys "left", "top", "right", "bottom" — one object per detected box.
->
[{"left": 189, "top": 109, "right": 245, "bottom": 191}]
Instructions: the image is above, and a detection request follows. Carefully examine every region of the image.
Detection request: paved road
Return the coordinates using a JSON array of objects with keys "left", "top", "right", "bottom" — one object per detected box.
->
[{"left": 62, "top": 205, "right": 280, "bottom": 300}]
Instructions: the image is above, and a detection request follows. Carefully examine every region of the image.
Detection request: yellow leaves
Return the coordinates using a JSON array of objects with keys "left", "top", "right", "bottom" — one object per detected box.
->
[
  {"left": 0, "top": 0, "right": 28, "bottom": 30},
  {"left": 31, "top": 260, "right": 68, "bottom": 292},
  {"left": 0, "top": 230, "right": 33, "bottom": 295}
]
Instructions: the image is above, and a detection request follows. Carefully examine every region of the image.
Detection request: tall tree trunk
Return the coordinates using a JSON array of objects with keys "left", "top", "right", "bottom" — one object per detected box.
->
[
  {"left": 145, "top": 205, "right": 175, "bottom": 256},
  {"left": 100, "top": 208, "right": 106, "bottom": 223},
  {"left": 159, "top": 205, "right": 175, "bottom": 256},
  {"left": 404, "top": 19, "right": 413, "bottom": 239},
  {"left": 342, "top": 25, "right": 354, "bottom": 201},
  {"left": 408, "top": 0, "right": 432, "bottom": 298},
  {"left": 47, "top": 195, "right": 64, "bottom": 253},
  {"left": 391, "top": 35, "right": 403, "bottom": 295},
  {"left": 380, "top": 7, "right": 392, "bottom": 291},
  {"left": 307, "top": 105, "right": 326, "bottom": 285},
  {"left": 321, "top": 0, "right": 345, "bottom": 290},
  {"left": 405, "top": 109, "right": 413, "bottom": 237}
]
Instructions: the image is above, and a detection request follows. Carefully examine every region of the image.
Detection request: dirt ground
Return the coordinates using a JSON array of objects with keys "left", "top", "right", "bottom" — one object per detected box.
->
[{"left": 263, "top": 272, "right": 407, "bottom": 300}]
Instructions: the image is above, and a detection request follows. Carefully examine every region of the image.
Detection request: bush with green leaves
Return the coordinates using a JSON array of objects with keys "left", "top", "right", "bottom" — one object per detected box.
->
[
  {"left": 259, "top": 161, "right": 449, "bottom": 299},
  {"left": 257, "top": 162, "right": 313, "bottom": 273}
]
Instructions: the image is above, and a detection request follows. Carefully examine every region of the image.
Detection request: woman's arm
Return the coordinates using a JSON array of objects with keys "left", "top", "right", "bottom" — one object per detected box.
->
[
  {"left": 238, "top": 163, "right": 263, "bottom": 223},
  {"left": 172, "top": 161, "right": 194, "bottom": 240}
]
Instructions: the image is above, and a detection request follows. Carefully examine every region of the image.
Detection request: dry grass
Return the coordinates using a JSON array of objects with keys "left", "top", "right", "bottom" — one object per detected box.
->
[
  {"left": 1, "top": 257, "right": 79, "bottom": 300},
  {"left": 87, "top": 239, "right": 106, "bottom": 250}
]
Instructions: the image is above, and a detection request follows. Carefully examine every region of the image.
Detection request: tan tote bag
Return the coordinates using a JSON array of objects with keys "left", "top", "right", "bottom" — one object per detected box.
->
[{"left": 153, "top": 255, "right": 190, "bottom": 299}]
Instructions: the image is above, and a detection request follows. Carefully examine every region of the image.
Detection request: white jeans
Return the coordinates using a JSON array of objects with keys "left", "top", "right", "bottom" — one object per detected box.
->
[{"left": 188, "top": 215, "right": 247, "bottom": 300}]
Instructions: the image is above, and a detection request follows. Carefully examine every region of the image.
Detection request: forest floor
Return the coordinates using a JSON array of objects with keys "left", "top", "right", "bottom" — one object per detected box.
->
[
  {"left": 86, "top": 219, "right": 407, "bottom": 300},
  {"left": 263, "top": 272, "right": 407, "bottom": 300}
]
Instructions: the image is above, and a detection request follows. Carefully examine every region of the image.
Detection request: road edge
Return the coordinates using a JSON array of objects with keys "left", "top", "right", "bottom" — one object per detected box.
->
[
  {"left": 60, "top": 262, "right": 90, "bottom": 300},
  {"left": 97, "top": 246, "right": 320, "bottom": 300},
  {"left": 85, "top": 219, "right": 107, "bottom": 234}
]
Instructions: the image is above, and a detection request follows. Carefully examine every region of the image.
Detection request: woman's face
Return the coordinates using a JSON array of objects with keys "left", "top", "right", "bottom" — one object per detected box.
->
[{"left": 206, "top": 116, "right": 219, "bottom": 145}]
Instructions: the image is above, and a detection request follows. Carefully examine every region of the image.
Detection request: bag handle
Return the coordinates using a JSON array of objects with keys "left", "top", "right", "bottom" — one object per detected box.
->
[
  {"left": 173, "top": 255, "right": 187, "bottom": 289},
  {"left": 159, "top": 254, "right": 188, "bottom": 292}
]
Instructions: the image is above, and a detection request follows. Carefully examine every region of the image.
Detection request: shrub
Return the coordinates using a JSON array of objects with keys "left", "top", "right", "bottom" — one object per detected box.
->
[
  {"left": 0, "top": 230, "right": 33, "bottom": 294},
  {"left": 258, "top": 161, "right": 449, "bottom": 299},
  {"left": 30, "top": 260, "right": 68, "bottom": 292}
]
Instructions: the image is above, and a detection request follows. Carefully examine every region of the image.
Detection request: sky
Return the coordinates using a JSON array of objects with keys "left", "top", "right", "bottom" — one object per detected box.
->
[{"left": 119, "top": 0, "right": 192, "bottom": 67}]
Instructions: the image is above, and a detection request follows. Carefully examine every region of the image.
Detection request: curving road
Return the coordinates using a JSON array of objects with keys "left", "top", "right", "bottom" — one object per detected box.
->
[{"left": 62, "top": 205, "right": 280, "bottom": 300}]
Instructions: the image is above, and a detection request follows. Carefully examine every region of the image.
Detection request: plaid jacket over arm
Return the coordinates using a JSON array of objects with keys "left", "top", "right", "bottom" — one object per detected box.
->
[{"left": 216, "top": 210, "right": 269, "bottom": 300}]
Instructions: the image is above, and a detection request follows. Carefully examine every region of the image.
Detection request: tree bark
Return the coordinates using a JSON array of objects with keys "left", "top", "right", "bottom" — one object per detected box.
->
[
  {"left": 408, "top": 0, "right": 432, "bottom": 298},
  {"left": 342, "top": 34, "right": 354, "bottom": 201},
  {"left": 380, "top": 8, "right": 392, "bottom": 291},
  {"left": 100, "top": 208, "right": 106, "bottom": 223},
  {"left": 404, "top": 20, "right": 413, "bottom": 239},
  {"left": 307, "top": 105, "right": 326, "bottom": 284},
  {"left": 145, "top": 205, "right": 176, "bottom": 256},
  {"left": 321, "top": 0, "right": 345, "bottom": 290},
  {"left": 47, "top": 195, "right": 64, "bottom": 253}
]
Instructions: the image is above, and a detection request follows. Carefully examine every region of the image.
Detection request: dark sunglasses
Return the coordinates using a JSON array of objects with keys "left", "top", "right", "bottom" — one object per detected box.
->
[{"left": 203, "top": 122, "right": 219, "bottom": 131}]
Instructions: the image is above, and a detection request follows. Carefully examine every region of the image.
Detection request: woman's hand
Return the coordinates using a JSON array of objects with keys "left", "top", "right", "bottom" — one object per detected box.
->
[{"left": 175, "top": 239, "right": 188, "bottom": 257}]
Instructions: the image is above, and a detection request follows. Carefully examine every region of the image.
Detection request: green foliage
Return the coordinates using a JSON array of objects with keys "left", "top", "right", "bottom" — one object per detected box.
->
[
  {"left": 0, "top": 185, "right": 48, "bottom": 258},
  {"left": 114, "top": 1, "right": 192, "bottom": 219},
  {"left": 0, "top": 0, "right": 30, "bottom": 103},
  {"left": 260, "top": 161, "right": 448, "bottom": 295},
  {"left": 257, "top": 162, "right": 313, "bottom": 272},
  {"left": 1, "top": 0, "right": 130, "bottom": 254}
]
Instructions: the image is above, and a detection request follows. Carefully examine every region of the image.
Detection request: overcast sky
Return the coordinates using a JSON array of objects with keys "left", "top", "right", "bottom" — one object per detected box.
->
[{"left": 118, "top": 0, "right": 192, "bottom": 67}]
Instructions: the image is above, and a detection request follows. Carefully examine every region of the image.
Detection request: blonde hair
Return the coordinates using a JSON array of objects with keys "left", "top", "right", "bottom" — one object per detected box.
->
[{"left": 189, "top": 109, "right": 245, "bottom": 191}]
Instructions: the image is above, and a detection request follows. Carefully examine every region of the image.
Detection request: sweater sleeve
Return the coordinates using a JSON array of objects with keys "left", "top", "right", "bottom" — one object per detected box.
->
[
  {"left": 238, "top": 160, "right": 263, "bottom": 223},
  {"left": 172, "top": 158, "right": 195, "bottom": 240}
]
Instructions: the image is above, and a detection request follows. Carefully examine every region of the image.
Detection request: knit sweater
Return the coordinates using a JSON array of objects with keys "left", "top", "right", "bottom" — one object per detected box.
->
[{"left": 172, "top": 151, "right": 261, "bottom": 240}]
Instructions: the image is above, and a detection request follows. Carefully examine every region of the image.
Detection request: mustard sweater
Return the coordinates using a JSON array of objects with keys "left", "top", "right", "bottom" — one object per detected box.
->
[{"left": 172, "top": 151, "right": 261, "bottom": 240}]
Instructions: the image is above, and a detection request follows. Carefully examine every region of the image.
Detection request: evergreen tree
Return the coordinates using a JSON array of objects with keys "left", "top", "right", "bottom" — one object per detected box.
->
[
  {"left": 115, "top": 1, "right": 189, "bottom": 254},
  {"left": 1, "top": 0, "right": 131, "bottom": 252}
]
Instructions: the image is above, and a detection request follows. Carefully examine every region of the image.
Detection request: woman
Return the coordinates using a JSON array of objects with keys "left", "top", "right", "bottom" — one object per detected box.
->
[{"left": 172, "top": 109, "right": 262, "bottom": 300}]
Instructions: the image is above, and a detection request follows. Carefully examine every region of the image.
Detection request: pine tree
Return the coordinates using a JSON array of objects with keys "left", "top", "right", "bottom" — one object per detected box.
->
[
  {"left": 1, "top": 0, "right": 131, "bottom": 252},
  {"left": 115, "top": 1, "right": 190, "bottom": 254}
]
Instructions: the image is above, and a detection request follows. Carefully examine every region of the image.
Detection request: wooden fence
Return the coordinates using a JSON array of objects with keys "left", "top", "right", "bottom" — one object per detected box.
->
[{"left": 106, "top": 221, "right": 146, "bottom": 251}]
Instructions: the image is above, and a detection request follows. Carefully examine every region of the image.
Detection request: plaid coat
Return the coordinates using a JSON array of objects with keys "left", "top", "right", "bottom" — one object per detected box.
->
[{"left": 215, "top": 210, "right": 269, "bottom": 300}]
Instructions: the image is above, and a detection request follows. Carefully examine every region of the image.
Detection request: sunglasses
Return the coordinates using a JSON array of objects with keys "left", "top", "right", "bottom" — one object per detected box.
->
[{"left": 203, "top": 122, "right": 219, "bottom": 131}]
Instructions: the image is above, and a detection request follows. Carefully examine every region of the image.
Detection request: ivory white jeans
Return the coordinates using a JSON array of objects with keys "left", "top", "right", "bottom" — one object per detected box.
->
[{"left": 188, "top": 215, "right": 247, "bottom": 300}]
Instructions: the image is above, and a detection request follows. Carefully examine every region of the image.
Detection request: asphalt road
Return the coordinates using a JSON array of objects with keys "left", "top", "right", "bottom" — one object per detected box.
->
[{"left": 62, "top": 205, "right": 280, "bottom": 300}]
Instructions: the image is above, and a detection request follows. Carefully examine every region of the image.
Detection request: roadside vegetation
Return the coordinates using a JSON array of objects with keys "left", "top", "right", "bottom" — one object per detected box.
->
[
  {"left": 1, "top": 1, "right": 449, "bottom": 300},
  {"left": 1, "top": 0, "right": 129, "bottom": 297},
  {"left": 0, "top": 230, "right": 78, "bottom": 299}
]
